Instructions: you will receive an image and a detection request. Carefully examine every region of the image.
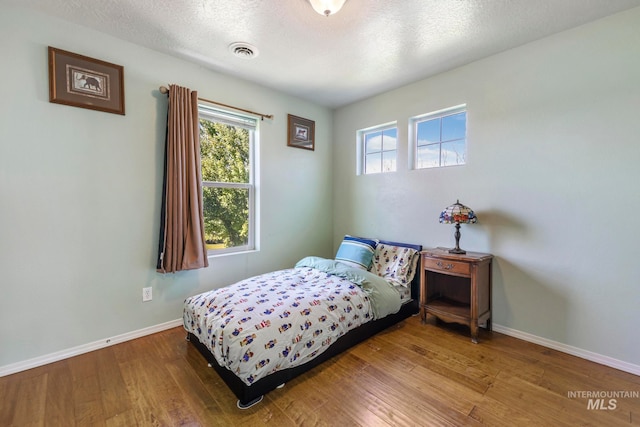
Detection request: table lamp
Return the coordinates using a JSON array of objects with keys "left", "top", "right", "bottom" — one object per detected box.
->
[{"left": 439, "top": 200, "right": 477, "bottom": 254}]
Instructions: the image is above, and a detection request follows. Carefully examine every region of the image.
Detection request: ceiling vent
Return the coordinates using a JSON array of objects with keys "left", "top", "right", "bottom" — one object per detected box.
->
[{"left": 229, "top": 42, "right": 259, "bottom": 59}]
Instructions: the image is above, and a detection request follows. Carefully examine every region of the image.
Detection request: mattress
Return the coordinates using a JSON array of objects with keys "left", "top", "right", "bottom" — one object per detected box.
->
[{"left": 183, "top": 257, "right": 403, "bottom": 385}]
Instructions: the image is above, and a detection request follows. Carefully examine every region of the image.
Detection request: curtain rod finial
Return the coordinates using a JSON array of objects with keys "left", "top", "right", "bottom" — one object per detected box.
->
[{"left": 159, "top": 85, "right": 169, "bottom": 94}]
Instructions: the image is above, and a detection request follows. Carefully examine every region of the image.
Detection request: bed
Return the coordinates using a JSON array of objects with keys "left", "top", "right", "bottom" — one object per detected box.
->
[{"left": 183, "top": 236, "right": 422, "bottom": 408}]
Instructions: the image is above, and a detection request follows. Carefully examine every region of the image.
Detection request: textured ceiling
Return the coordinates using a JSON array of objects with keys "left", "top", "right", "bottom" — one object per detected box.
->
[{"left": 6, "top": 0, "right": 640, "bottom": 108}]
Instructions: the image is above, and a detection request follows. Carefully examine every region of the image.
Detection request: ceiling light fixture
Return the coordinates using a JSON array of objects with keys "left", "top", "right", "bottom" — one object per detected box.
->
[{"left": 309, "top": 0, "right": 347, "bottom": 17}]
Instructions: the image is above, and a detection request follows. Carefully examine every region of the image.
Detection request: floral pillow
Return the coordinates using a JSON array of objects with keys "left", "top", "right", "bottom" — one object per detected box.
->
[{"left": 371, "top": 243, "right": 419, "bottom": 287}]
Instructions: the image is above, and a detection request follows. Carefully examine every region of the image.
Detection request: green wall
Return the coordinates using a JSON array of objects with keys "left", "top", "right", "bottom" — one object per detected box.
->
[
  {"left": 2, "top": 3, "right": 639, "bottom": 374},
  {"left": 332, "top": 7, "right": 640, "bottom": 368},
  {"left": 0, "top": 4, "right": 334, "bottom": 369}
]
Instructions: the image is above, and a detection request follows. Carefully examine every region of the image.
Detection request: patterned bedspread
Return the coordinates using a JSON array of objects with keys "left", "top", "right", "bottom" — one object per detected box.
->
[{"left": 183, "top": 257, "right": 401, "bottom": 385}]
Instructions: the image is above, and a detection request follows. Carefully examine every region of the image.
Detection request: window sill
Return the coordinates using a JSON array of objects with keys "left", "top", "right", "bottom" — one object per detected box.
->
[{"left": 207, "top": 248, "right": 258, "bottom": 259}]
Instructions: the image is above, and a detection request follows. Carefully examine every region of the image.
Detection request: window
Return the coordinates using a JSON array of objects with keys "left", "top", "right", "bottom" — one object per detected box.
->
[
  {"left": 413, "top": 105, "right": 467, "bottom": 169},
  {"left": 359, "top": 123, "right": 397, "bottom": 174},
  {"left": 199, "top": 105, "right": 257, "bottom": 254}
]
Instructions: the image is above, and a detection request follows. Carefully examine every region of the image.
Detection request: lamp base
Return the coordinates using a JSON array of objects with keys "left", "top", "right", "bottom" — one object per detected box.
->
[
  {"left": 448, "top": 248, "right": 466, "bottom": 255},
  {"left": 449, "top": 223, "right": 466, "bottom": 254}
]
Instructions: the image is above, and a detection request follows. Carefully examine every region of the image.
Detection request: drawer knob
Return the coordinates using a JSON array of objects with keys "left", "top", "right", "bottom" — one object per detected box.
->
[{"left": 436, "top": 261, "right": 454, "bottom": 270}]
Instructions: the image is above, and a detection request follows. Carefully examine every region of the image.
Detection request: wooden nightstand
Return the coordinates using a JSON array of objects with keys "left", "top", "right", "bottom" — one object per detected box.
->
[{"left": 419, "top": 248, "right": 493, "bottom": 343}]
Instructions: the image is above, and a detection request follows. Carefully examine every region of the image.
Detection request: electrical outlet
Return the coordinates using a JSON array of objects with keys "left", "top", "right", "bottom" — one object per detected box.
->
[{"left": 143, "top": 287, "right": 152, "bottom": 302}]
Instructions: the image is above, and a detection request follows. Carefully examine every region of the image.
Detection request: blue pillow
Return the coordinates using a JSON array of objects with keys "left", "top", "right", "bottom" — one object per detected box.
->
[{"left": 335, "top": 235, "right": 378, "bottom": 270}]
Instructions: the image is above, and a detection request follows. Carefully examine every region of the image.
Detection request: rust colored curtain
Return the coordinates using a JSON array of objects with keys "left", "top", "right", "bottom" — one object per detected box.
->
[{"left": 156, "top": 84, "right": 209, "bottom": 273}]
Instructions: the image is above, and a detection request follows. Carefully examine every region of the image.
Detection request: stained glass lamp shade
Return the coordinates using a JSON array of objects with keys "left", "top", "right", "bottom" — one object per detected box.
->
[{"left": 439, "top": 200, "right": 477, "bottom": 254}]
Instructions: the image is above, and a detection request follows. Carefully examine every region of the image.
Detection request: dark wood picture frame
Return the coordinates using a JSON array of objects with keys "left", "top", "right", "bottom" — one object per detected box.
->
[
  {"left": 48, "top": 47, "right": 125, "bottom": 115},
  {"left": 287, "top": 114, "right": 315, "bottom": 151}
]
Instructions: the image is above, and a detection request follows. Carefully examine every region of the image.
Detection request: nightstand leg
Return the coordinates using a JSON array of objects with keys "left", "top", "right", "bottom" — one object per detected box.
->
[{"left": 471, "top": 322, "right": 479, "bottom": 344}]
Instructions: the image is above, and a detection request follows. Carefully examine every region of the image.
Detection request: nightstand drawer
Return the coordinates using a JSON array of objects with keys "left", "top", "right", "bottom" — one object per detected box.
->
[{"left": 422, "top": 257, "right": 470, "bottom": 276}]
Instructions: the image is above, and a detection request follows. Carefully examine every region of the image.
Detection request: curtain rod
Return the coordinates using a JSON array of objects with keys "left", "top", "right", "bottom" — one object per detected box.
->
[{"left": 159, "top": 85, "right": 273, "bottom": 121}]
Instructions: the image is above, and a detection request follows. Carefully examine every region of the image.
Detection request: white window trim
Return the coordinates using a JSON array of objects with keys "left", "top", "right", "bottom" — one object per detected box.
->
[
  {"left": 201, "top": 182, "right": 255, "bottom": 255},
  {"left": 410, "top": 104, "right": 467, "bottom": 170},
  {"left": 357, "top": 121, "right": 398, "bottom": 175},
  {"left": 199, "top": 104, "right": 258, "bottom": 256}
]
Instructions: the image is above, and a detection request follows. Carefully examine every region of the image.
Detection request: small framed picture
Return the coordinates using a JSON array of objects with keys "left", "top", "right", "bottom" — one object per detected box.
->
[
  {"left": 48, "top": 46, "right": 125, "bottom": 115},
  {"left": 287, "top": 114, "right": 315, "bottom": 151}
]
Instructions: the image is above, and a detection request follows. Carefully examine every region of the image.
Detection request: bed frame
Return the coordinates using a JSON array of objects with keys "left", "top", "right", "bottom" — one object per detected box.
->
[{"left": 186, "top": 240, "right": 422, "bottom": 408}]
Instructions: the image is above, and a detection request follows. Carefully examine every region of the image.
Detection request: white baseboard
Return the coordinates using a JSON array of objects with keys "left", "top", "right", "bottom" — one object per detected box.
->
[
  {"left": 3, "top": 319, "right": 638, "bottom": 379},
  {"left": 492, "top": 323, "right": 640, "bottom": 376},
  {"left": 0, "top": 318, "right": 183, "bottom": 377}
]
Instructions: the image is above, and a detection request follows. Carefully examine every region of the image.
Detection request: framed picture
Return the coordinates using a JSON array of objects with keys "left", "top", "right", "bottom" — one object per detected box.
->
[
  {"left": 48, "top": 46, "right": 125, "bottom": 115},
  {"left": 287, "top": 114, "right": 315, "bottom": 151}
]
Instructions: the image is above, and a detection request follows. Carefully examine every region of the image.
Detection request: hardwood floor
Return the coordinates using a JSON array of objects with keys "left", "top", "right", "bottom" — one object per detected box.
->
[{"left": 1, "top": 315, "right": 639, "bottom": 426}]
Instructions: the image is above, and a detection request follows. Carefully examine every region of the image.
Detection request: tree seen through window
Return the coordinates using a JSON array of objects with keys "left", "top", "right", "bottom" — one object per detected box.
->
[{"left": 199, "top": 117, "right": 253, "bottom": 251}]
